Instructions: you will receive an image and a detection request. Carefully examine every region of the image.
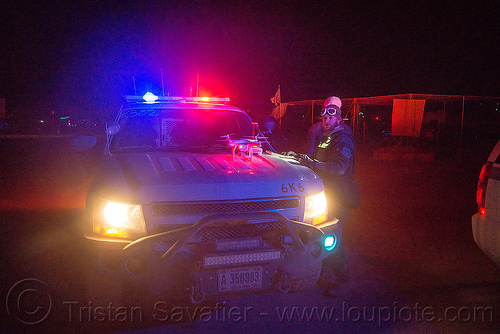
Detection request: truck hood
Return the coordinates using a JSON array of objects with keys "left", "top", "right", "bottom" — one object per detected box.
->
[{"left": 102, "top": 151, "right": 324, "bottom": 203}]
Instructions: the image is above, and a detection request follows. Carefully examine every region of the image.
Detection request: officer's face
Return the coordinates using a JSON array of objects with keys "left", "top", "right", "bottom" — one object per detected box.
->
[{"left": 322, "top": 115, "right": 340, "bottom": 132}]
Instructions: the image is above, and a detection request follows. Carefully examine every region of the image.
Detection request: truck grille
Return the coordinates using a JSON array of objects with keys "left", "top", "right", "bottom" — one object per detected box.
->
[
  {"left": 153, "top": 220, "right": 288, "bottom": 246},
  {"left": 197, "top": 220, "right": 286, "bottom": 242},
  {"left": 151, "top": 198, "right": 299, "bottom": 217}
]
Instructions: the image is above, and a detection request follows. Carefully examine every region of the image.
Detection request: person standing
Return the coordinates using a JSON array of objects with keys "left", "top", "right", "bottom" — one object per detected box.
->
[
  {"left": 295, "top": 96, "right": 360, "bottom": 289},
  {"left": 306, "top": 121, "right": 324, "bottom": 157}
]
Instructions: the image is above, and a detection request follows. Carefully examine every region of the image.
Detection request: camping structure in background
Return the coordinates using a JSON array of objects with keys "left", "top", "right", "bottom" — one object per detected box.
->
[
  {"left": 391, "top": 99, "right": 425, "bottom": 137},
  {"left": 268, "top": 92, "right": 500, "bottom": 154}
]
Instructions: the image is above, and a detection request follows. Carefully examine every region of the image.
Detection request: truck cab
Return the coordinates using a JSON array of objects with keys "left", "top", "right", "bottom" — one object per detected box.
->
[{"left": 83, "top": 93, "right": 341, "bottom": 302}]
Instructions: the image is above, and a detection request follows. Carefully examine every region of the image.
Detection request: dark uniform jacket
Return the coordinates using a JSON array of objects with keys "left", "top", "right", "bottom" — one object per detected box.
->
[{"left": 312, "top": 123, "right": 361, "bottom": 214}]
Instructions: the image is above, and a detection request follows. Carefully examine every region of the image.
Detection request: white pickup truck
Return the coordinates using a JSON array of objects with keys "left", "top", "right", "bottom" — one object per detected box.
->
[{"left": 81, "top": 93, "right": 341, "bottom": 303}]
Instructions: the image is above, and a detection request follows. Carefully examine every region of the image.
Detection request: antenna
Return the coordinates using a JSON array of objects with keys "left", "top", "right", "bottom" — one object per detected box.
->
[
  {"left": 133, "top": 77, "right": 137, "bottom": 95},
  {"left": 196, "top": 74, "right": 199, "bottom": 97},
  {"left": 161, "top": 68, "right": 165, "bottom": 96}
]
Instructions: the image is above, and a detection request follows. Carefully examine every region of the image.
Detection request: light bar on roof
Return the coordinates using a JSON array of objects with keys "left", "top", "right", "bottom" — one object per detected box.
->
[
  {"left": 124, "top": 95, "right": 230, "bottom": 104},
  {"left": 185, "top": 96, "right": 230, "bottom": 103}
]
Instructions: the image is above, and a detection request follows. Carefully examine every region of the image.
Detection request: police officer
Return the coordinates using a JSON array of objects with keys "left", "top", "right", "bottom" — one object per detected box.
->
[
  {"left": 294, "top": 96, "right": 360, "bottom": 289},
  {"left": 306, "top": 121, "right": 324, "bottom": 157}
]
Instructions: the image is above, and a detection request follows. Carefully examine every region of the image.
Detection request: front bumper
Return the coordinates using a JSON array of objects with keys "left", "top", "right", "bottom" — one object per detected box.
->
[
  {"left": 472, "top": 213, "right": 500, "bottom": 267},
  {"left": 86, "top": 212, "right": 341, "bottom": 300}
]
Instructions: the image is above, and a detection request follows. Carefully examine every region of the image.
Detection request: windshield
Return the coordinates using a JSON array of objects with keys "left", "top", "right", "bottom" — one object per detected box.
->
[{"left": 110, "top": 107, "right": 252, "bottom": 152}]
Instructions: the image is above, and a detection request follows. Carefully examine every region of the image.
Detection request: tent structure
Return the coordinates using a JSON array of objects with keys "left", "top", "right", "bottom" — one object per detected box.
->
[
  {"left": 271, "top": 93, "right": 500, "bottom": 145},
  {"left": 342, "top": 94, "right": 499, "bottom": 138}
]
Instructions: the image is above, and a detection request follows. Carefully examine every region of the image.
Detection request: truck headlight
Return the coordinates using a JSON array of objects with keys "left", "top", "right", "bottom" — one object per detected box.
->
[
  {"left": 304, "top": 191, "right": 328, "bottom": 226},
  {"left": 93, "top": 200, "right": 146, "bottom": 239}
]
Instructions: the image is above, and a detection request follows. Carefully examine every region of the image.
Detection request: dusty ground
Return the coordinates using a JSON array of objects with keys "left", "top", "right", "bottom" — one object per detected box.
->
[{"left": 0, "top": 137, "right": 499, "bottom": 333}]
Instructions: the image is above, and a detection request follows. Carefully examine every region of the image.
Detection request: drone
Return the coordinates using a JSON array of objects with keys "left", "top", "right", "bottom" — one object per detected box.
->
[{"left": 219, "top": 135, "right": 263, "bottom": 162}]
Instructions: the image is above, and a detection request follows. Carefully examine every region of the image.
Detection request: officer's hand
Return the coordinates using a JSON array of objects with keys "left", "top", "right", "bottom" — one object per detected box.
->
[{"left": 294, "top": 153, "right": 315, "bottom": 168}]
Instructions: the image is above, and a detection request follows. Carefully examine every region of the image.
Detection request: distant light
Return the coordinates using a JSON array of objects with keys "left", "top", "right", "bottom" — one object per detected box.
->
[
  {"left": 143, "top": 92, "right": 158, "bottom": 103},
  {"left": 200, "top": 96, "right": 210, "bottom": 102}
]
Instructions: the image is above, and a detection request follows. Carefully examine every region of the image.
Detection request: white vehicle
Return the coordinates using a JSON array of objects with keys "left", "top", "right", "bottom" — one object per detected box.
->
[
  {"left": 81, "top": 93, "right": 341, "bottom": 303},
  {"left": 472, "top": 139, "right": 500, "bottom": 267}
]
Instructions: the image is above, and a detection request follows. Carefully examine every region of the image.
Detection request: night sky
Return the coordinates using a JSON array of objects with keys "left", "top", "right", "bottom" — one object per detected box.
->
[{"left": 1, "top": 0, "right": 498, "bottom": 118}]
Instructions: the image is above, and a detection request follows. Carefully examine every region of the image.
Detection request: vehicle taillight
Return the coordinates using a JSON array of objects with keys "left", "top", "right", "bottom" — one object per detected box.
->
[{"left": 477, "top": 162, "right": 492, "bottom": 216}]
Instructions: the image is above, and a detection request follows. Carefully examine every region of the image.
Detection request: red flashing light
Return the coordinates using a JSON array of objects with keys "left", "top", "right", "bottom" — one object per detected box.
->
[{"left": 188, "top": 96, "right": 230, "bottom": 103}]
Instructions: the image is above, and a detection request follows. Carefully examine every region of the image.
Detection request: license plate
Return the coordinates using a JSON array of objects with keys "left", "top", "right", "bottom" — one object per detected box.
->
[{"left": 218, "top": 266, "right": 262, "bottom": 292}]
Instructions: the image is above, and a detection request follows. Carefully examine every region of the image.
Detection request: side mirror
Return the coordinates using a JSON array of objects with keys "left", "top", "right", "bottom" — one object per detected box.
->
[
  {"left": 71, "top": 135, "right": 97, "bottom": 152},
  {"left": 106, "top": 124, "right": 120, "bottom": 136},
  {"left": 251, "top": 122, "right": 260, "bottom": 137}
]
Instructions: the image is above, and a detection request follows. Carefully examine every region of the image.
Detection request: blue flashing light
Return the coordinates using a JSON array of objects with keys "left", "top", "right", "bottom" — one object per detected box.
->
[
  {"left": 143, "top": 92, "right": 158, "bottom": 103},
  {"left": 324, "top": 235, "right": 337, "bottom": 251}
]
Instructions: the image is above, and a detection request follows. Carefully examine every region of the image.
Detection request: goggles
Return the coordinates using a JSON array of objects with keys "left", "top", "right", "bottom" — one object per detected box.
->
[{"left": 321, "top": 107, "right": 340, "bottom": 117}]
